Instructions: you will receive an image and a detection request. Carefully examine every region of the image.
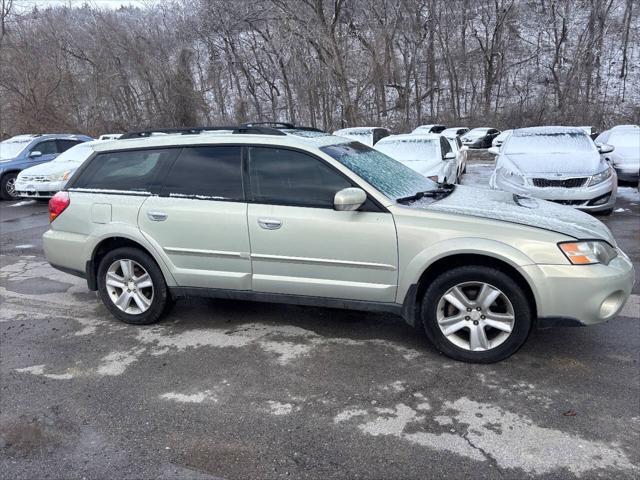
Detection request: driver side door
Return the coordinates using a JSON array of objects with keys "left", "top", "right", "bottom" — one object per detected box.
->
[{"left": 246, "top": 146, "right": 398, "bottom": 303}]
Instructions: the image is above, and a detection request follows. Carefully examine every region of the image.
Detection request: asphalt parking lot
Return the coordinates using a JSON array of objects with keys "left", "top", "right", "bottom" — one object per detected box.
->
[{"left": 1, "top": 158, "right": 639, "bottom": 479}]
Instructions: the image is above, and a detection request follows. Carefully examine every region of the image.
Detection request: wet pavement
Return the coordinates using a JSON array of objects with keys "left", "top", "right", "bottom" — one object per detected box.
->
[{"left": 1, "top": 167, "right": 639, "bottom": 479}]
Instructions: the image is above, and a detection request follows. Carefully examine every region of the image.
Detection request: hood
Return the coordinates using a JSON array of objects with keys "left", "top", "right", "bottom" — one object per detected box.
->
[
  {"left": 417, "top": 185, "right": 615, "bottom": 244},
  {"left": 501, "top": 151, "right": 602, "bottom": 175},
  {"left": 18, "top": 160, "right": 80, "bottom": 177},
  {"left": 401, "top": 159, "right": 443, "bottom": 177}
]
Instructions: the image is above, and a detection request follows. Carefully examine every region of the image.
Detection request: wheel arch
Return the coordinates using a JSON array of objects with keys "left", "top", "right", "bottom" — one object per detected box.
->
[{"left": 88, "top": 235, "right": 175, "bottom": 291}]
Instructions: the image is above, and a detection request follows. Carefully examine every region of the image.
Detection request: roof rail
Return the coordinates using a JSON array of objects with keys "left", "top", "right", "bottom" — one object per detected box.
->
[
  {"left": 119, "top": 125, "right": 286, "bottom": 140},
  {"left": 241, "top": 122, "right": 326, "bottom": 133}
]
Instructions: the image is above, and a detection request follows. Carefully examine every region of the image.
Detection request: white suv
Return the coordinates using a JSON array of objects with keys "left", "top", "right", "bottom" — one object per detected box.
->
[{"left": 43, "top": 125, "right": 635, "bottom": 363}]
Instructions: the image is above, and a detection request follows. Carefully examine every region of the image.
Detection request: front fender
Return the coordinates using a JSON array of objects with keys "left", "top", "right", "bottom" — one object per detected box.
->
[{"left": 396, "top": 237, "right": 537, "bottom": 304}]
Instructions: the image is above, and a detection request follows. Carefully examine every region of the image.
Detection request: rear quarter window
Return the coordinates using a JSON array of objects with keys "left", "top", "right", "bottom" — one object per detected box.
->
[{"left": 70, "top": 148, "right": 178, "bottom": 193}]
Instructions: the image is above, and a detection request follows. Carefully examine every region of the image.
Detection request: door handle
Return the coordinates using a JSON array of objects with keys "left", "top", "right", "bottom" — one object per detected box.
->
[
  {"left": 257, "top": 218, "right": 282, "bottom": 230},
  {"left": 147, "top": 211, "right": 168, "bottom": 222}
]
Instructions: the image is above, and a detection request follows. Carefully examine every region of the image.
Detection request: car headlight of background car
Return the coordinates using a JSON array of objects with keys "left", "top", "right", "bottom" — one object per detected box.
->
[
  {"left": 46, "top": 171, "right": 73, "bottom": 182},
  {"left": 559, "top": 241, "right": 618, "bottom": 265},
  {"left": 496, "top": 167, "right": 526, "bottom": 186},
  {"left": 587, "top": 167, "right": 612, "bottom": 186}
]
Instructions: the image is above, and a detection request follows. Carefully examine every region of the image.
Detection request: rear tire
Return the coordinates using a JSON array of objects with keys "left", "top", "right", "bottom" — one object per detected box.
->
[
  {"left": 421, "top": 265, "right": 532, "bottom": 363},
  {"left": 0, "top": 173, "right": 19, "bottom": 200},
  {"left": 97, "top": 247, "right": 168, "bottom": 325}
]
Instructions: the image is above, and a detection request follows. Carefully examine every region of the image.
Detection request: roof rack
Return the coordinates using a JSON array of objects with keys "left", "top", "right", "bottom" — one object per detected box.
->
[
  {"left": 119, "top": 125, "right": 287, "bottom": 140},
  {"left": 241, "top": 122, "right": 326, "bottom": 133}
]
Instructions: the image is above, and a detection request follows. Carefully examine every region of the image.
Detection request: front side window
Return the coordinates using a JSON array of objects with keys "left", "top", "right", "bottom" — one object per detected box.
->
[
  {"left": 71, "top": 148, "right": 177, "bottom": 193},
  {"left": 321, "top": 141, "right": 437, "bottom": 200},
  {"left": 162, "top": 146, "right": 243, "bottom": 200},
  {"left": 248, "top": 147, "right": 351, "bottom": 208},
  {"left": 32, "top": 140, "right": 58, "bottom": 155}
]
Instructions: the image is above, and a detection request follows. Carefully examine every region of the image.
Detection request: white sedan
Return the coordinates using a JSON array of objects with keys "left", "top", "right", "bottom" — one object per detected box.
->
[
  {"left": 489, "top": 126, "right": 617, "bottom": 214},
  {"left": 374, "top": 133, "right": 459, "bottom": 184},
  {"left": 595, "top": 125, "right": 639, "bottom": 182},
  {"left": 15, "top": 141, "right": 99, "bottom": 198}
]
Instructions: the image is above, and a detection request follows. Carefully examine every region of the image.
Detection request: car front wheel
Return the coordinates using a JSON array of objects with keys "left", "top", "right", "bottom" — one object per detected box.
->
[
  {"left": 97, "top": 247, "right": 169, "bottom": 325},
  {"left": 0, "top": 173, "right": 19, "bottom": 200},
  {"left": 421, "top": 265, "right": 532, "bottom": 363}
]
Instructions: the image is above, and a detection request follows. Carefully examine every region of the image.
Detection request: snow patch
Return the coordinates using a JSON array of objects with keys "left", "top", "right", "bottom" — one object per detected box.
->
[
  {"left": 15, "top": 364, "right": 73, "bottom": 380},
  {"left": 96, "top": 348, "right": 145, "bottom": 376},
  {"left": 160, "top": 390, "right": 217, "bottom": 404},
  {"left": 266, "top": 401, "right": 299, "bottom": 416},
  {"left": 9, "top": 200, "right": 36, "bottom": 207}
]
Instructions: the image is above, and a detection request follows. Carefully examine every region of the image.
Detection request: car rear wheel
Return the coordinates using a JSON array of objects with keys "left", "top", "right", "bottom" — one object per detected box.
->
[
  {"left": 421, "top": 265, "right": 532, "bottom": 363},
  {"left": 97, "top": 247, "right": 169, "bottom": 325},
  {"left": 0, "top": 173, "right": 19, "bottom": 200}
]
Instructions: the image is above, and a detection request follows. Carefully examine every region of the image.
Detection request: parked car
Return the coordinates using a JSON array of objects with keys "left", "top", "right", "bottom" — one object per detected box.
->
[
  {"left": 15, "top": 141, "right": 100, "bottom": 199},
  {"left": 595, "top": 125, "right": 639, "bottom": 183},
  {"left": 374, "top": 133, "right": 459, "bottom": 184},
  {"left": 412, "top": 124, "right": 447, "bottom": 134},
  {"left": 43, "top": 124, "right": 634, "bottom": 363},
  {"left": 332, "top": 127, "right": 390, "bottom": 146},
  {"left": 461, "top": 128, "right": 500, "bottom": 148},
  {"left": 98, "top": 134, "right": 123, "bottom": 140},
  {"left": 489, "top": 126, "right": 617, "bottom": 214},
  {"left": 442, "top": 131, "right": 468, "bottom": 176},
  {"left": 491, "top": 129, "right": 512, "bottom": 149},
  {"left": 441, "top": 127, "right": 469, "bottom": 138},
  {"left": 0, "top": 134, "right": 93, "bottom": 200}
]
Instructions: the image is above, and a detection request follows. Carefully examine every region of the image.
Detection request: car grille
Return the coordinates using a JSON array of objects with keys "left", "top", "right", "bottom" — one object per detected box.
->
[
  {"left": 19, "top": 175, "right": 49, "bottom": 183},
  {"left": 531, "top": 177, "right": 588, "bottom": 188}
]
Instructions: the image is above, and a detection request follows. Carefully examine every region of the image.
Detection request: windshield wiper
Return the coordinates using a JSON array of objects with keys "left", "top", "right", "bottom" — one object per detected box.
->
[{"left": 396, "top": 183, "right": 456, "bottom": 204}]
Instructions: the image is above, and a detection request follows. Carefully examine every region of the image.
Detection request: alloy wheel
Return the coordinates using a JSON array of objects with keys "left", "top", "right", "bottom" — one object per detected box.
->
[
  {"left": 436, "top": 281, "right": 515, "bottom": 351},
  {"left": 105, "top": 259, "right": 154, "bottom": 314},
  {"left": 6, "top": 177, "right": 17, "bottom": 198}
]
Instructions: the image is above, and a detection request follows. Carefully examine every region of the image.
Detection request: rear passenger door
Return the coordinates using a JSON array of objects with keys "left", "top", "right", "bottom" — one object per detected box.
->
[{"left": 138, "top": 146, "right": 252, "bottom": 290}]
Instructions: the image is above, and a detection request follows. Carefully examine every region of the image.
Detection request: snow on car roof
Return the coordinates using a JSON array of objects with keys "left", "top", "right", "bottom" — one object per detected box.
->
[
  {"left": 377, "top": 133, "right": 440, "bottom": 144},
  {"left": 333, "top": 127, "right": 386, "bottom": 135},
  {"left": 512, "top": 126, "right": 586, "bottom": 136}
]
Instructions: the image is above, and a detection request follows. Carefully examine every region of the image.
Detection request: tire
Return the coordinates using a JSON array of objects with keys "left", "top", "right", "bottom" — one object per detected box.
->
[
  {"left": 96, "top": 247, "right": 169, "bottom": 325},
  {"left": 0, "top": 172, "right": 19, "bottom": 200},
  {"left": 420, "top": 265, "right": 532, "bottom": 363},
  {"left": 594, "top": 208, "right": 613, "bottom": 216}
]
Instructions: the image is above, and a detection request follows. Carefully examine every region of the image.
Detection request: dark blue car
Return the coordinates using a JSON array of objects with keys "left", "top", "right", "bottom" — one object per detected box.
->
[{"left": 0, "top": 134, "right": 93, "bottom": 200}]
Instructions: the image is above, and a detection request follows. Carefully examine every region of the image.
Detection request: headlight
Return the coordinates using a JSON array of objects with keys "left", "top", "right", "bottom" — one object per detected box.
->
[
  {"left": 47, "top": 171, "right": 72, "bottom": 181},
  {"left": 588, "top": 168, "right": 612, "bottom": 186},
  {"left": 496, "top": 167, "right": 526, "bottom": 186},
  {"left": 559, "top": 241, "right": 618, "bottom": 265}
]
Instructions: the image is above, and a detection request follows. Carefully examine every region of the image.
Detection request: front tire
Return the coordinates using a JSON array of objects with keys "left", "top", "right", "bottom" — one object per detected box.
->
[
  {"left": 421, "top": 265, "right": 532, "bottom": 363},
  {"left": 0, "top": 173, "right": 19, "bottom": 200},
  {"left": 97, "top": 247, "right": 168, "bottom": 325}
]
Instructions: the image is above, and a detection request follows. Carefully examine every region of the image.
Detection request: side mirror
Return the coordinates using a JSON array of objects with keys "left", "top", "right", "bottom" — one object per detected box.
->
[
  {"left": 596, "top": 143, "right": 614, "bottom": 154},
  {"left": 29, "top": 151, "right": 42, "bottom": 158},
  {"left": 444, "top": 152, "right": 456, "bottom": 160},
  {"left": 488, "top": 147, "right": 500, "bottom": 155},
  {"left": 334, "top": 187, "right": 367, "bottom": 211}
]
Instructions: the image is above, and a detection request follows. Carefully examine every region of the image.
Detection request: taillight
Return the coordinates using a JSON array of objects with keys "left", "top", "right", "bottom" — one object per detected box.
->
[{"left": 49, "top": 191, "right": 70, "bottom": 222}]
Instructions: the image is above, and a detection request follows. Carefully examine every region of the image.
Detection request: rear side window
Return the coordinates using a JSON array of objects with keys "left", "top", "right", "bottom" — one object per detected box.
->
[
  {"left": 248, "top": 147, "right": 351, "bottom": 208},
  {"left": 440, "top": 137, "right": 452, "bottom": 156},
  {"left": 161, "top": 146, "right": 243, "bottom": 200},
  {"left": 57, "top": 139, "right": 84, "bottom": 152},
  {"left": 71, "top": 148, "right": 177, "bottom": 193}
]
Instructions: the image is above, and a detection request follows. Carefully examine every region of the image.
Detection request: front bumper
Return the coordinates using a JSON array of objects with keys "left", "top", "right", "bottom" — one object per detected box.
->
[
  {"left": 15, "top": 179, "right": 65, "bottom": 199},
  {"left": 522, "top": 252, "right": 635, "bottom": 326},
  {"left": 491, "top": 172, "right": 617, "bottom": 212}
]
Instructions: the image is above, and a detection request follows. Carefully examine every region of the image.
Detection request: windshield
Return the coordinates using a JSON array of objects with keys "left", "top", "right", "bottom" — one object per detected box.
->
[
  {"left": 320, "top": 141, "right": 437, "bottom": 200},
  {"left": 609, "top": 131, "right": 640, "bottom": 149},
  {"left": 505, "top": 132, "right": 594, "bottom": 155},
  {"left": 375, "top": 138, "right": 441, "bottom": 162},
  {"left": 52, "top": 143, "right": 94, "bottom": 163},
  {"left": 465, "top": 129, "right": 489, "bottom": 139},
  {"left": 0, "top": 138, "right": 31, "bottom": 159}
]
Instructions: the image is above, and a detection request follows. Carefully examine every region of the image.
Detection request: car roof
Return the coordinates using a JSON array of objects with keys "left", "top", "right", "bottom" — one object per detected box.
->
[
  {"left": 91, "top": 131, "right": 351, "bottom": 153},
  {"left": 610, "top": 124, "right": 639, "bottom": 131},
  {"left": 333, "top": 127, "right": 386, "bottom": 135},
  {"left": 377, "top": 133, "right": 441, "bottom": 144},
  {"left": 512, "top": 126, "right": 586, "bottom": 136}
]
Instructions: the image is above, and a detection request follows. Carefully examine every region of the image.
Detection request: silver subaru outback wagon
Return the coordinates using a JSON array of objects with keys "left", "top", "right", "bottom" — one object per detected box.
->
[{"left": 43, "top": 125, "right": 635, "bottom": 363}]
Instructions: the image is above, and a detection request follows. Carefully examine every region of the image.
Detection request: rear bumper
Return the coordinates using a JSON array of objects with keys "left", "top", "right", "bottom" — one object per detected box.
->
[
  {"left": 43, "top": 229, "right": 91, "bottom": 274},
  {"left": 522, "top": 253, "right": 635, "bottom": 326}
]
